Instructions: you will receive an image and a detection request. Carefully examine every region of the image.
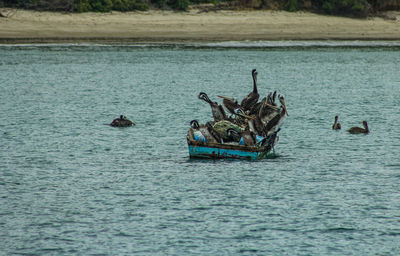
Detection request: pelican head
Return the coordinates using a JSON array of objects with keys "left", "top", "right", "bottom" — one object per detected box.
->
[
  {"left": 190, "top": 120, "right": 200, "bottom": 129},
  {"left": 198, "top": 92, "right": 211, "bottom": 103},
  {"left": 363, "top": 121, "right": 369, "bottom": 131},
  {"left": 252, "top": 69, "right": 258, "bottom": 85},
  {"left": 279, "top": 95, "right": 289, "bottom": 116}
]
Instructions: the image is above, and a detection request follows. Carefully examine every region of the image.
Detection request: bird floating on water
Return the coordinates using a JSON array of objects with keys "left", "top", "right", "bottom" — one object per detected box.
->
[
  {"left": 348, "top": 121, "right": 369, "bottom": 134},
  {"left": 332, "top": 116, "right": 341, "bottom": 130},
  {"left": 110, "top": 115, "right": 135, "bottom": 127}
]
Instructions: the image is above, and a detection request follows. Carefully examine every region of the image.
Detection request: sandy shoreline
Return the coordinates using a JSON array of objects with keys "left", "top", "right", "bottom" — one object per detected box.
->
[{"left": 1, "top": 8, "right": 400, "bottom": 43}]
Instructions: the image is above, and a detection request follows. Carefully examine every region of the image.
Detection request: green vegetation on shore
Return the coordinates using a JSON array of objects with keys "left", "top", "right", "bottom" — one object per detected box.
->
[{"left": 0, "top": 0, "right": 399, "bottom": 17}]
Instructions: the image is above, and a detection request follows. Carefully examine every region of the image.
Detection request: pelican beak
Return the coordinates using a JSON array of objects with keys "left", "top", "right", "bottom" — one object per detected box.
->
[
  {"left": 264, "top": 102, "right": 280, "bottom": 111},
  {"left": 217, "top": 95, "right": 233, "bottom": 101},
  {"left": 279, "top": 96, "right": 289, "bottom": 116},
  {"left": 282, "top": 103, "right": 288, "bottom": 116}
]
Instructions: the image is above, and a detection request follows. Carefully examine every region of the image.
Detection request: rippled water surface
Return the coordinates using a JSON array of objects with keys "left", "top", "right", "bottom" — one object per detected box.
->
[{"left": 1, "top": 43, "right": 400, "bottom": 255}]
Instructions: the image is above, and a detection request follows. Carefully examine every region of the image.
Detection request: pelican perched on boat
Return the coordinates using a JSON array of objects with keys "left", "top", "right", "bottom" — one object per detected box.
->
[
  {"left": 241, "top": 69, "right": 259, "bottom": 112},
  {"left": 248, "top": 97, "right": 265, "bottom": 116},
  {"left": 259, "top": 128, "right": 280, "bottom": 147},
  {"left": 248, "top": 115, "right": 266, "bottom": 136},
  {"left": 241, "top": 127, "right": 256, "bottom": 146},
  {"left": 198, "top": 92, "right": 226, "bottom": 122},
  {"left": 267, "top": 91, "right": 277, "bottom": 106},
  {"left": 258, "top": 97, "right": 281, "bottom": 124},
  {"left": 264, "top": 95, "right": 288, "bottom": 134},
  {"left": 206, "top": 121, "right": 223, "bottom": 143},
  {"left": 232, "top": 108, "right": 255, "bottom": 127},
  {"left": 190, "top": 120, "right": 221, "bottom": 143},
  {"left": 332, "top": 116, "right": 341, "bottom": 130},
  {"left": 217, "top": 95, "right": 242, "bottom": 116},
  {"left": 348, "top": 121, "right": 369, "bottom": 134},
  {"left": 226, "top": 128, "right": 241, "bottom": 143},
  {"left": 110, "top": 115, "right": 135, "bottom": 127}
]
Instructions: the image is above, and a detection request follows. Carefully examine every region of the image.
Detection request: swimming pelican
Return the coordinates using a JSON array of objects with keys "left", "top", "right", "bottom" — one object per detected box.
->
[
  {"left": 348, "top": 121, "right": 369, "bottom": 134},
  {"left": 241, "top": 69, "right": 260, "bottom": 112},
  {"left": 332, "top": 116, "right": 341, "bottom": 130},
  {"left": 110, "top": 115, "right": 135, "bottom": 127},
  {"left": 198, "top": 92, "right": 226, "bottom": 122},
  {"left": 217, "top": 95, "right": 242, "bottom": 116}
]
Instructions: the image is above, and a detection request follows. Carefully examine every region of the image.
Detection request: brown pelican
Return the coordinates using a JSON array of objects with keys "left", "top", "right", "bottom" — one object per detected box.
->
[
  {"left": 348, "top": 121, "right": 369, "bottom": 134},
  {"left": 248, "top": 97, "right": 266, "bottom": 116},
  {"left": 241, "top": 127, "right": 256, "bottom": 146},
  {"left": 233, "top": 108, "right": 255, "bottom": 128},
  {"left": 259, "top": 128, "right": 280, "bottom": 147},
  {"left": 267, "top": 91, "right": 277, "bottom": 106},
  {"left": 241, "top": 69, "right": 259, "bottom": 112},
  {"left": 226, "top": 128, "right": 241, "bottom": 143},
  {"left": 332, "top": 116, "right": 341, "bottom": 130},
  {"left": 258, "top": 97, "right": 281, "bottom": 125},
  {"left": 110, "top": 115, "right": 135, "bottom": 127},
  {"left": 198, "top": 92, "right": 226, "bottom": 122},
  {"left": 206, "top": 121, "right": 223, "bottom": 143},
  {"left": 190, "top": 120, "right": 221, "bottom": 143},
  {"left": 247, "top": 113, "right": 267, "bottom": 137},
  {"left": 264, "top": 95, "right": 288, "bottom": 134},
  {"left": 217, "top": 95, "right": 242, "bottom": 116}
]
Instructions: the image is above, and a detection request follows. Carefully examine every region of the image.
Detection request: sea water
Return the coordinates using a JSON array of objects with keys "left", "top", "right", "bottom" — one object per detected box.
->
[{"left": 1, "top": 42, "right": 399, "bottom": 255}]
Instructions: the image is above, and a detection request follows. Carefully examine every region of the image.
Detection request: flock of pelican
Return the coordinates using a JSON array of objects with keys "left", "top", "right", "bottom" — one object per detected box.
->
[
  {"left": 109, "top": 69, "right": 368, "bottom": 142},
  {"left": 190, "top": 69, "right": 288, "bottom": 147}
]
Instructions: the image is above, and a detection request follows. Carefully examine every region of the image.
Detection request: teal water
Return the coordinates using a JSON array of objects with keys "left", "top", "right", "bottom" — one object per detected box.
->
[{"left": 1, "top": 43, "right": 400, "bottom": 255}]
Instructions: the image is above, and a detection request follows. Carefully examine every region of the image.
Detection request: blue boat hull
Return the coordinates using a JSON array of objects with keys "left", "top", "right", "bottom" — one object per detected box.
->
[
  {"left": 187, "top": 127, "right": 279, "bottom": 160},
  {"left": 188, "top": 143, "right": 272, "bottom": 160}
]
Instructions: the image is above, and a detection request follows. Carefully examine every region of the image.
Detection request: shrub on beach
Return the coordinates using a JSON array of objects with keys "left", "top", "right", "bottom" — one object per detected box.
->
[
  {"left": 168, "top": 0, "right": 190, "bottom": 10},
  {"left": 284, "top": 0, "right": 300, "bottom": 11},
  {"left": 75, "top": 0, "right": 149, "bottom": 12},
  {"left": 311, "top": 0, "right": 371, "bottom": 17},
  {"left": 109, "top": 0, "right": 149, "bottom": 11}
]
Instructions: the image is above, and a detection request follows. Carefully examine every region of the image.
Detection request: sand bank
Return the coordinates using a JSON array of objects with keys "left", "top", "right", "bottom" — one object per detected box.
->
[{"left": 0, "top": 8, "right": 400, "bottom": 43}]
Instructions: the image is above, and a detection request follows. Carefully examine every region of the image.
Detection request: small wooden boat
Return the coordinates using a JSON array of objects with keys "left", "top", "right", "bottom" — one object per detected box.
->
[{"left": 187, "top": 128, "right": 279, "bottom": 160}]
